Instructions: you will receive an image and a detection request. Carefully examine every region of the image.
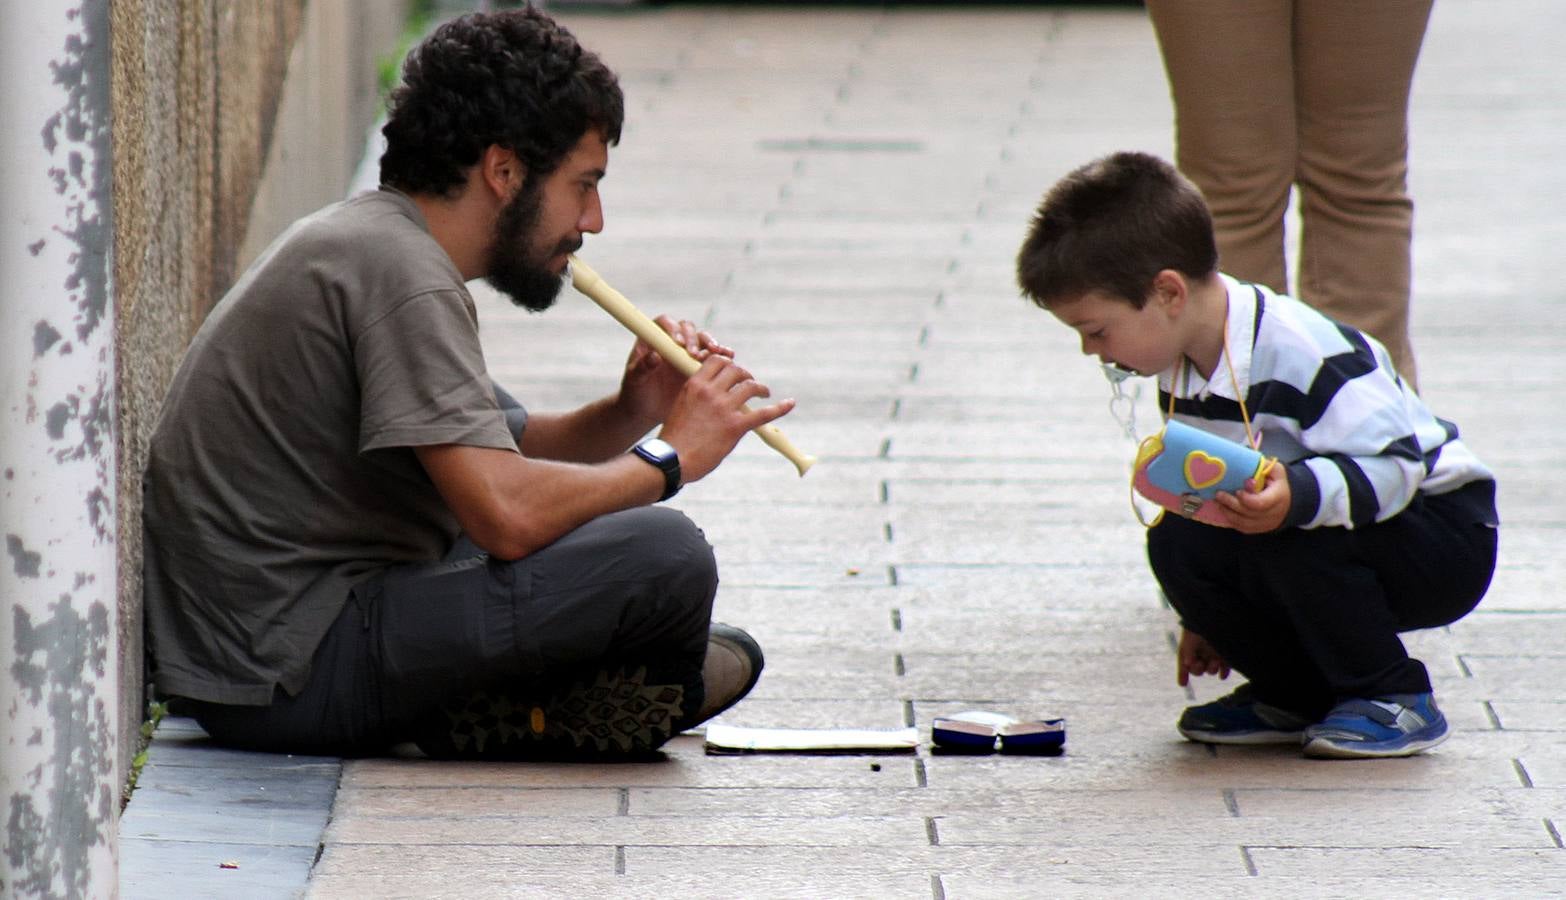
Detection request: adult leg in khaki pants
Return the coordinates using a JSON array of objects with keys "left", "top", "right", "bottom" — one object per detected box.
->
[{"left": 1146, "top": 0, "right": 1433, "bottom": 388}]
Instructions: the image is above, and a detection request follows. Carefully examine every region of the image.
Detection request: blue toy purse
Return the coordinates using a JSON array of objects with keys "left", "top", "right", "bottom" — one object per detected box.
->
[{"left": 1132, "top": 418, "right": 1274, "bottom": 527}]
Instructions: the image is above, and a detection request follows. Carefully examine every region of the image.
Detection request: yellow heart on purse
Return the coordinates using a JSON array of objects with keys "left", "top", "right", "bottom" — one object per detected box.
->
[{"left": 1184, "top": 450, "right": 1226, "bottom": 490}]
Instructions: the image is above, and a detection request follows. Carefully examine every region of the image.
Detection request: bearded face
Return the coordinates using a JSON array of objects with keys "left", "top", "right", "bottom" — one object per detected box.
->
[{"left": 483, "top": 177, "right": 580, "bottom": 312}]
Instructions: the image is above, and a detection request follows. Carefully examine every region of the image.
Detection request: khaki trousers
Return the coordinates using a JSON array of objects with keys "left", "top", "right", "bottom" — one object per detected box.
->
[{"left": 1146, "top": 0, "right": 1433, "bottom": 387}]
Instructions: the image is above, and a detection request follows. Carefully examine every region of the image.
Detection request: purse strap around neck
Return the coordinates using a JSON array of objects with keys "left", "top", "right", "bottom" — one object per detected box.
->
[{"left": 1169, "top": 311, "right": 1261, "bottom": 451}]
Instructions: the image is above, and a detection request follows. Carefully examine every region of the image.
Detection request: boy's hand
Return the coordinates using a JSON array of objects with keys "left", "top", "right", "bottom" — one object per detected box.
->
[
  {"left": 1214, "top": 461, "right": 1288, "bottom": 534},
  {"left": 1177, "top": 628, "right": 1230, "bottom": 686}
]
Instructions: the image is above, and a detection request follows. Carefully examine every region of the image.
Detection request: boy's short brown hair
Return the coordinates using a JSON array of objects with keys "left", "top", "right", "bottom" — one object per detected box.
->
[{"left": 1016, "top": 152, "right": 1218, "bottom": 309}]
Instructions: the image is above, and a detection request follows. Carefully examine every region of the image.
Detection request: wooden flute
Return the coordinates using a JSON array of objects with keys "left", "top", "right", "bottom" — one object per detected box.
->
[{"left": 568, "top": 255, "right": 816, "bottom": 477}]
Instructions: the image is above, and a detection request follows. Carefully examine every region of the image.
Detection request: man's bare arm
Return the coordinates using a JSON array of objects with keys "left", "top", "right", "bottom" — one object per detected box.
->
[
  {"left": 424, "top": 353, "right": 794, "bottom": 560},
  {"left": 518, "top": 398, "right": 650, "bottom": 464},
  {"left": 415, "top": 444, "right": 663, "bottom": 560}
]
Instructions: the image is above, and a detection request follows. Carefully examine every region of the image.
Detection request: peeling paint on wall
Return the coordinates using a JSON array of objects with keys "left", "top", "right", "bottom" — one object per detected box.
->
[
  {"left": 2, "top": 1, "right": 119, "bottom": 896},
  {"left": 5, "top": 537, "right": 43, "bottom": 579},
  {"left": 5, "top": 598, "right": 115, "bottom": 897}
]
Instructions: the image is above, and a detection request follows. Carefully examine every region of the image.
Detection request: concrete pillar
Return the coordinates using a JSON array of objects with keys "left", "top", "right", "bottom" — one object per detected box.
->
[{"left": 1, "top": 1, "right": 120, "bottom": 897}]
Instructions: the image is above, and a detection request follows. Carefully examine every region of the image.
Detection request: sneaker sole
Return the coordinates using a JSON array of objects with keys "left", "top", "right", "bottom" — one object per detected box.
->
[
  {"left": 421, "top": 665, "right": 686, "bottom": 759},
  {"left": 1179, "top": 726, "right": 1305, "bottom": 746},
  {"left": 1302, "top": 727, "right": 1449, "bottom": 759}
]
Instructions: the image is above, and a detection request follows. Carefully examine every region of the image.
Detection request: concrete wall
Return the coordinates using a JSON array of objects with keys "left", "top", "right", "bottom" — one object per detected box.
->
[
  {"left": 239, "top": 2, "right": 411, "bottom": 272},
  {"left": 110, "top": 0, "right": 409, "bottom": 784}
]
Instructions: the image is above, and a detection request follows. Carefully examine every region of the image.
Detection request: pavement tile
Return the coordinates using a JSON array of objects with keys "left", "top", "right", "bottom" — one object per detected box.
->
[
  {"left": 939, "top": 872, "right": 1559, "bottom": 900},
  {"left": 119, "top": 771, "right": 336, "bottom": 846},
  {"left": 897, "top": 651, "right": 1170, "bottom": 698},
  {"left": 1489, "top": 700, "right": 1566, "bottom": 732},
  {"left": 1514, "top": 746, "right": 1566, "bottom": 790},
  {"left": 325, "top": 813, "right": 929, "bottom": 848},
  {"left": 122, "top": 840, "right": 320, "bottom": 900},
  {"left": 620, "top": 844, "right": 943, "bottom": 881},
  {"left": 742, "top": 671, "right": 905, "bottom": 703},
  {"left": 931, "top": 843, "right": 1254, "bottom": 879},
  {"left": 1245, "top": 846, "right": 1566, "bottom": 881},
  {"left": 306, "top": 845, "right": 611, "bottom": 898},
  {"left": 1232, "top": 787, "right": 1553, "bottom": 847},
  {"left": 698, "top": 560, "right": 897, "bottom": 589},
  {"left": 889, "top": 527, "right": 1150, "bottom": 569},
  {"left": 709, "top": 584, "right": 903, "bottom": 626},
  {"left": 921, "top": 744, "right": 1530, "bottom": 793},
  {"left": 938, "top": 791, "right": 1554, "bottom": 853},
  {"left": 895, "top": 623, "right": 1171, "bottom": 658},
  {"left": 1458, "top": 654, "right": 1566, "bottom": 700},
  {"left": 626, "top": 784, "right": 1230, "bottom": 820},
  {"left": 340, "top": 738, "right": 920, "bottom": 791},
  {"left": 329, "top": 787, "right": 621, "bottom": 819}
]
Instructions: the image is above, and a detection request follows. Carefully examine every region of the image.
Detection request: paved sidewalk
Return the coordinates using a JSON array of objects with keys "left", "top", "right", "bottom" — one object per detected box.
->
[{"left": 124, "top": 2, "right": 1566, "bottom": 897}]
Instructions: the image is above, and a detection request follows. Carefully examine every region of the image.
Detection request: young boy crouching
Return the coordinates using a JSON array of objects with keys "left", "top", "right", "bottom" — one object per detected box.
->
[{"left": 1016, "top": 151, "right": 1498, "bottom": 759}]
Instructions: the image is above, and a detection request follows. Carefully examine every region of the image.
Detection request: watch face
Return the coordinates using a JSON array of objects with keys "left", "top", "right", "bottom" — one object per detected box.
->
[{"left": 638, "top": 438, "right": 677, "bottom": 464}]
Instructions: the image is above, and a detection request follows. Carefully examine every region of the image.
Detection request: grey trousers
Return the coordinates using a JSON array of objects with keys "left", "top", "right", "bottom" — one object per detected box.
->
[{"left": 188, "top": 506, "right": 718, "bottom": 756}]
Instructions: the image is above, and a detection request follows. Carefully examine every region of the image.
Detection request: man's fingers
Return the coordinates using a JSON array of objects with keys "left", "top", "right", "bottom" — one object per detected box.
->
[
  {"left": 652, "top": 316, "right": 740, "bottom": 362},
  {"left": 739, "top": 397, "right": 795, "bottom": 431},
  {"left": 697, "top": 355, "right": 773, "bottom": 401},
  {"left": 696, "top": 330, "right": 735, "bottom": 360}
]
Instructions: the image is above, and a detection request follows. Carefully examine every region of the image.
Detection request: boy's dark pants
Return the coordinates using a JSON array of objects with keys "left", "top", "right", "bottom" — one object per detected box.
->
[
  {"left": 185, "top": 506, "right": 718, "bottom": 756},
  {"left": 1147, "top": 483, "right": 1497, "bottom": 720}
]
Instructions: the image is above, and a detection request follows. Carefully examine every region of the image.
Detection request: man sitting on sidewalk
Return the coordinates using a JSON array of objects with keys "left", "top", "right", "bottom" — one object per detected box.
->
[{"left": 142, "top": 7, "right": 790, "bottom": 759}]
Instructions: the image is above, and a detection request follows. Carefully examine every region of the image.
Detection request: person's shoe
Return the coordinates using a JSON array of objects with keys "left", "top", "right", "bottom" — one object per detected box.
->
[
  {"left": 1177, "top": 684, "right": 1312, "bottom": 745},
  {"left": 1302, "top": 693, "right": 1449, "bottom": 759},
  {"left": 692, "top": 622, "right": 764, "bottom": 726}
]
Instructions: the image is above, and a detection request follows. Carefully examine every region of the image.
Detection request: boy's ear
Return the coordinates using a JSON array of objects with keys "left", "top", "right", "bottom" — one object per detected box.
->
[
  {"left": 1150, "top": 269, "right": 1188, "bottom": 313},
  {"left": 478, "top": 145, "right": 525, "bottom": 201}
]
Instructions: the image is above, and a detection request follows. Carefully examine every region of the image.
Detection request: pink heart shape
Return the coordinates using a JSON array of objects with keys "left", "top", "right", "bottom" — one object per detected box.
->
[{"left": 1184, "top": 451, "right": 1226, "bottom": 490}]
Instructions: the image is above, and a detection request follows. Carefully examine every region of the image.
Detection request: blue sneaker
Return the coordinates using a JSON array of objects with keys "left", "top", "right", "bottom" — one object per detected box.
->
[
  {"left": 1302, "top": 693, "right": 1449, "bottom": 759},
  {"left": 1177, "top": 684, "right": 1311, "bottom": 745}
]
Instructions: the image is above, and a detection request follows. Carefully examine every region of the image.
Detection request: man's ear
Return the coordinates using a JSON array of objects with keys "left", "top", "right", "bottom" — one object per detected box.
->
[
  {"left": 478, "top": 145, "right": 525, "bottom": 201},
  {"left": 1150, "top": 269, "right": 1188, "bottom": 314}
]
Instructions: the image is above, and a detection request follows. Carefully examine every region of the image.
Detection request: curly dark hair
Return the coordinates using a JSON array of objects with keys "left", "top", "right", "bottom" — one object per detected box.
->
[
  {"left": 1016, "top": 152, "right": 1217, "bottom": 310},
  {"left": 379, "top": 7, "right": 624, "bottom": 197}
]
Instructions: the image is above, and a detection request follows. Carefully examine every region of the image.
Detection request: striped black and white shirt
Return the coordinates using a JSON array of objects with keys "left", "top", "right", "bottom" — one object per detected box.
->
[{"left": 1160, "top": 274, "right": 1497, "bottom": 530}]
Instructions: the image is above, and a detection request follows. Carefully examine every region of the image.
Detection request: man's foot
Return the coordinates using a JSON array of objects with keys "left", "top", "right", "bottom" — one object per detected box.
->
[
  {"left": 1177, "top": 684, "right": 1311, "bottom": 745},
  {"left": 692, "top": 622, "right": 764, "bottom": 726},
  {"left": 1302, "top": 693, "right": 1449, "bottom": 759}
]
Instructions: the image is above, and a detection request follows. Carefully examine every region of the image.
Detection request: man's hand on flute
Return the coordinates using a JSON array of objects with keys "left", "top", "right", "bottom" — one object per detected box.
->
[
  {"left": 570, "top": 255, "right": 815, "bottom": 476},
  {"left": 616, "top": 314, "right": 794, "bottom": 485},
  {"left": 660, "top": 352, "right": 796, "bottom": 484},
  {"left": 613, "top": 314, "right": 732, "bottom": 431}
]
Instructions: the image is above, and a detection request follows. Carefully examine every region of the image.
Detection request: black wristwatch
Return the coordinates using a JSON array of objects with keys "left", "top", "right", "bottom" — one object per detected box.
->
[{"left": 631, "top": 437, "right": 682, "bottom": 502}]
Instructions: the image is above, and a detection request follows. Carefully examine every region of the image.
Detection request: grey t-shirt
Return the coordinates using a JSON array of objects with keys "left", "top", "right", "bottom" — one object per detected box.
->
[{"left": 143, "top": 188, "right": 519, "bottom": 705}]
